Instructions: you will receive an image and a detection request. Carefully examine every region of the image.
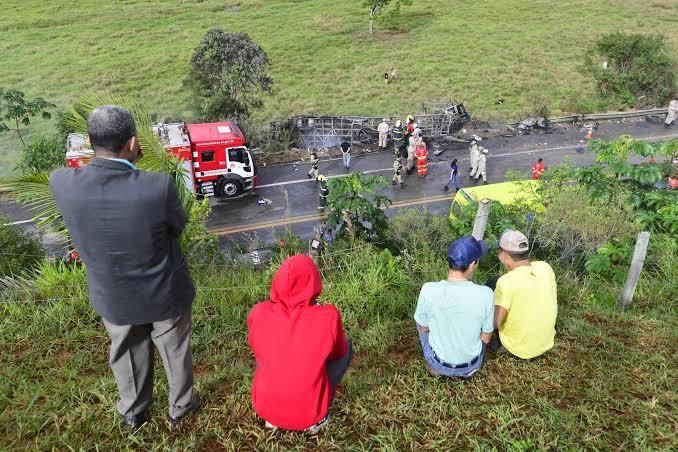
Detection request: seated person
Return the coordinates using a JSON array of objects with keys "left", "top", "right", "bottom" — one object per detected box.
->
[
  {"left": 247, "top": 254, "right": 352, "bottom": 433},
  {"left": 493, "top": 230, "right": 558, "bottom": 359},
  {"left": 414, "top": 236, "right": 494, "bottom": 378}
]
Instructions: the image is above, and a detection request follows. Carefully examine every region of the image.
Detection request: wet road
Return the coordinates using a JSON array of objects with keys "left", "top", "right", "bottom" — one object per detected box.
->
[
  {"left": 2, "top": 119, "right": 676, "bottom": 248},
  {"left": 207, "top": 119, "right": 676, "bottom": 244}
]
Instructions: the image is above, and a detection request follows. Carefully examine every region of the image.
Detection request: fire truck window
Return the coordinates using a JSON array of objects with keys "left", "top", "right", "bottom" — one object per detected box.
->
[
  {"left": 228, "top": 148, "right": 248, "bottom": 164},
  {"left": 201, "top": 151, "right": 215, "bottom": 162}
]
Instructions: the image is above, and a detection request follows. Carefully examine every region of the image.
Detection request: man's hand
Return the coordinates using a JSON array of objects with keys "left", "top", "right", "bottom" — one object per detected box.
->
[
  {"left": 494, "top": 306, "right": 508, "bottom": 330},
  {"left": 480, "top": 332, "right": 493, "bottom": 344},
  {"left": 417, "top": 323, "right": 429, "bottom": 333}
]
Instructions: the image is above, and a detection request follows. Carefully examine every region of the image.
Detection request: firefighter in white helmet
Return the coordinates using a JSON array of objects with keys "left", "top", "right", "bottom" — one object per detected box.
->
[
  {"left": 377, "top": 119, "right": 389, "bottom": 149},
  {"left": 468, "top": 141, "right": 480, "bottom": 175},
  {"left": 472, "top": 147, "right": 488, "bottom": 184},
  {"left": 392, "top": 156, "right": 404, "bottom": 187}
]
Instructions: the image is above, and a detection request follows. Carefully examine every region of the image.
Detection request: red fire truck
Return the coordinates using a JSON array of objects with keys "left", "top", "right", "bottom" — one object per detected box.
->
[{"left": 66, "top": 121, "right": 257, "bottom": 199}]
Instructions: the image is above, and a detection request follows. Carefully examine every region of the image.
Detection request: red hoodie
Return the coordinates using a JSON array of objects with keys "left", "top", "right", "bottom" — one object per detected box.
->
[{"left": 247, "top": 254, "right": 348, "bottom": 430}]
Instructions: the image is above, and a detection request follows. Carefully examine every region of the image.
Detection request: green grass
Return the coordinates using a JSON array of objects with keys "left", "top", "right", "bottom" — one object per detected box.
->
[
  {"left": 1, "top": 0, "right": 677, "bottom": 176},
  {"left": 1, "top": 238, "right": 677, "bottom": 450}
]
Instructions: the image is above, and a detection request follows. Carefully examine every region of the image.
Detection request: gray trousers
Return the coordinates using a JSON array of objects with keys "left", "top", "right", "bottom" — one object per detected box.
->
[
  {"left": 102, "top": 310, "right": 196, "bottom": 418},
  {"left": 342, "top": 152, "right": 351, "bottom": 169},
  {"left": 327, "top": 338, "right": 353, "bottom": 389}
]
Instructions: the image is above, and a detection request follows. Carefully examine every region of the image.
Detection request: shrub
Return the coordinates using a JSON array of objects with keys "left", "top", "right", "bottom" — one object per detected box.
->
[
  {"left": 0, "top": 215, "right": 44, "bottom": 278},
  {"left": 15, "top": 132, "right": 66, "bottom": 175},
  {"left": 585, "top": 32, "right": 676, "bottom": 108},
  {"left": 185, "top": 28, "right": 273, "bottom": 121}
]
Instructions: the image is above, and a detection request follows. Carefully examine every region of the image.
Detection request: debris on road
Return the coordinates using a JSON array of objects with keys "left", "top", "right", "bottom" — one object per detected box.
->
[
  {"left": 517, "top": 117, "right": 550, "bottom": 134},
  {"left": 257, "top": 198, "right": 272, "bottom": 206}
]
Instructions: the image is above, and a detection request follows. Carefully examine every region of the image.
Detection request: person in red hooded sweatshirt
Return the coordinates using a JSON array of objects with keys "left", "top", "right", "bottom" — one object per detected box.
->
[{"left": 247, "top": 254, "right": 353, "bottom": 433}]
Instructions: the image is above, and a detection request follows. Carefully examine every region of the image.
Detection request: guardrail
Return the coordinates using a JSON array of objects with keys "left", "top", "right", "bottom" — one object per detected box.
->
[{"left": 510, "top": 108, "right": 669, "bottom": 126}]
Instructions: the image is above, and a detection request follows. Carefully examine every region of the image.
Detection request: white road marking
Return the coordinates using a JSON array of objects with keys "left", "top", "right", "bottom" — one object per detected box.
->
[{"left": 257, "top": 132, "right": 677, "bottom": 189}]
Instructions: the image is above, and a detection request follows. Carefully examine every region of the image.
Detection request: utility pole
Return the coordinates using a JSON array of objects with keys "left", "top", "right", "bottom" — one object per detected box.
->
[
  {"left": 620, "top": 231, "right": 650, "bottom": 310},
  {"left": 472, "top": 199, "right": 491, "bottom": 241}
]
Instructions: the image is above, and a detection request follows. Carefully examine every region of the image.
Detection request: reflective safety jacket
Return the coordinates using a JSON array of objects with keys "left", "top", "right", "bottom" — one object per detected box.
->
[
  {"left": 415, "top": 145, "right": 428, "bottom": 165},
  {"left": 532, "top": 161, "right": 545, "bottom": 180},
  {"left": 391, "top": 125, "right": 404, "bottom": 142},
  {"left": 394, "top": 159, "right": 403, "bottom": 175}
]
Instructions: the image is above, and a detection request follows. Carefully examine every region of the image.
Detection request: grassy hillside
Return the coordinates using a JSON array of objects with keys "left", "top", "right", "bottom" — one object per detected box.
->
[{"left": 1, "top": 0, "right": 676, "bottom": 175}]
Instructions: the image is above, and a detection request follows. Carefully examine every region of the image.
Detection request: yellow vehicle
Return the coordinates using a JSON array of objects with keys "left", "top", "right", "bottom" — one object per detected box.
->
[{"left": 449, "top": 180, "right": 542, "bottom": 221}]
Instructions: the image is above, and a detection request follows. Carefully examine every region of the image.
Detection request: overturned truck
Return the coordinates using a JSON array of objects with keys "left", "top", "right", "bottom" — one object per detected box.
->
[{"left": 270, "top": 103, "right": 469, "bottom": 149}]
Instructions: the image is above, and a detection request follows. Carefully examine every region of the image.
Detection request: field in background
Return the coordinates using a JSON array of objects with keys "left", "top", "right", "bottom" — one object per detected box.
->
[{"left": 1, "top": 0, "right": 676, "bottom": 175}]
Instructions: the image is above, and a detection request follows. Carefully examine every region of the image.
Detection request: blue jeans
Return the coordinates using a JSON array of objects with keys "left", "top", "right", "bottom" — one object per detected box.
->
[
  {"left": 327, "top": 338, "right": 353, "bottom": 389},
  {"left": 444, "top": 174, "right": 459, "bottom": 190},
  {"left": 417, "top": 328, "right": 484, "bottom": 378}
]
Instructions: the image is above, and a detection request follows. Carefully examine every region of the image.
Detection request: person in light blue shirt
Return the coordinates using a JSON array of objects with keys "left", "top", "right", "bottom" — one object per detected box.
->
[{"left": 414, "top": 236, "right": 494, "bottom": 378}]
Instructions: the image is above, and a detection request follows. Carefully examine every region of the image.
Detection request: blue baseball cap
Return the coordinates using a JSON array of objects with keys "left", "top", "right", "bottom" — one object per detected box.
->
[{"left": 447, "top": 236, "right": 488, "bottom": 268}]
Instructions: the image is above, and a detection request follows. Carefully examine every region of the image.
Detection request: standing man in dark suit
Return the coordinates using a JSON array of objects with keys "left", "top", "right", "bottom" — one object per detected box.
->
[{"left": 50, "top": 106, "right": 200, "bottom": 429}]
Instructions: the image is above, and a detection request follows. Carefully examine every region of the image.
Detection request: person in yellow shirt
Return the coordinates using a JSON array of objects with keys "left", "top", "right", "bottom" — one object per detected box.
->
[{"left": 491, "top": 230, "right": 557, "bottom": 359}]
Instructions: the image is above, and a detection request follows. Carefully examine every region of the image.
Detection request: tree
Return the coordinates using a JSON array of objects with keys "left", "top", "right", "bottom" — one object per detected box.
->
[
  {"left": 15, "top": 133, "right": 66, "bottom": 175},
  {"left": 0, "top": 89, "right": 55, "bottom": 147},
  {"left": 185, "top": 29, "right": 273, "bottom": 121},
  {"left": 326, "top": 172, "right": 392, "bottom": 242},
  {"left": 359, "top": 0, "right": 414, "bottom": 34},
  {"left": 585, "top": 33, "right": 676, "bottom": 108}
]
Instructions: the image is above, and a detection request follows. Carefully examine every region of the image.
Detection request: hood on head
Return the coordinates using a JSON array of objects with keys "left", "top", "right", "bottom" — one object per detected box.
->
[{"left": 269, "top": 254, "right": 322, "bottom": 308}]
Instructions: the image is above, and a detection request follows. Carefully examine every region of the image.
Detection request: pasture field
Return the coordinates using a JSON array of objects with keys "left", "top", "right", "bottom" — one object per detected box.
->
[{"left": 1, "top": 0, "right": 676, "bottom": 175}]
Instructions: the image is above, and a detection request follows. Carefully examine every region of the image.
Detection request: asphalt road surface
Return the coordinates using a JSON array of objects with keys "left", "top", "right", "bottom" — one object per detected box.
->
[{"left": 2, "top": 119, "right": 676, "bottom": 251}]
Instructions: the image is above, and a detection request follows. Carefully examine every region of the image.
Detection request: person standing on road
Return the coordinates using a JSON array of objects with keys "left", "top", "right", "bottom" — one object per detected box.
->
[
  {"left": 392, "top": 156, "right": 404, "bottom": 188},
  {"left": 415, "top": 139, "right": 429, "bottom": 178},
  {"left": 406, "top": 133, "right": 417, "bottom": 174},
  {"left": 391, "top": 120, "right": 404, "bottom": 156},
  {"left": 378, "top": 119, "right": 390, "bottom": 149},
  {"left": 414, "top": 236, "right": 494, "bottom": 379},
  {"left": 468, "top": 141, "right": 480, "bottom": 175},
  {"left": 443, "top": 159, "right": 460, "bottom": 191},
  {"left": 49, "top": 105, "right": 200, "bottom": 430},
  {"left": 318, "top": 175, "right": 329, "bottom": 210},
  {"left": 308, "top": 148, "right": 319, "bottom": 180},
  {"left": 532, "top": 158, "right": 545, "bottom": 180},
  {"left": 666, "top": 96, "right": 678, "bottom": 128},
  {"left": 340, "top": 141, "right": 351, "bottom": 170},
  {"left": 472, "top": 148, "right": 488, "bottom": 184}
]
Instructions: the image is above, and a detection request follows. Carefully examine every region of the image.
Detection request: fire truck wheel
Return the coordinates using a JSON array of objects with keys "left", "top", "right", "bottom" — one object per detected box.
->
[{"left": 219, "top": 179, "right": 244, "bottom": 198}]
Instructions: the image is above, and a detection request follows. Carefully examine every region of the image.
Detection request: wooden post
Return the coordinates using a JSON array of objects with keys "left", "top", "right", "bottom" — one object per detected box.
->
[
  {"left": 472, "top": 199, "right": 491, "bottom": 241},
  {"left": 620, "top": 231, "right": 650, "bottom": 310}
]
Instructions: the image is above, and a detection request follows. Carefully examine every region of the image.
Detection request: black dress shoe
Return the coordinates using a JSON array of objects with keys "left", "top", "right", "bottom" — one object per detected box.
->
[
  {"left": 121, "top": 411, "right": 146, "bottom": 429},
  {"left": 169, "top": 396, "right": 201, "bottom": 427}
]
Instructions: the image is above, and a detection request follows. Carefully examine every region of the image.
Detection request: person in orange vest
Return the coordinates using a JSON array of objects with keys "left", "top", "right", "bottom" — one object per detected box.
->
[
  {"left": 415, "top": 139, "right": 429, "bottom": 177},
  {"left": 532, "top": 158, "right": 545, "bottom": 180}
]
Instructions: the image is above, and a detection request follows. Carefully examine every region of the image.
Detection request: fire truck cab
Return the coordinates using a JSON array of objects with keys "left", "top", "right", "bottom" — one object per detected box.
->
[
  {"left": 154, "top": 121, "right": 257, "bottom": 198},
  {"left": 65, "top": 121, "right": 257, "bottom": 200}
]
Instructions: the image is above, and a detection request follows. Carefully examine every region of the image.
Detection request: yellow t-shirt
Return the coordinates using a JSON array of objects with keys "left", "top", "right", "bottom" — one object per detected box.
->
[{"left": 494, "top": 262, "right": 557, "bottom": 359}]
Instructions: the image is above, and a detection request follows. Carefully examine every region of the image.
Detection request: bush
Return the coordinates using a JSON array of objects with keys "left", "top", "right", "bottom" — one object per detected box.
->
[
  {"left": 15, "top": 132, "right": 66, "bottom": 175},
  {"left": 585, "top": 32, "right": 676, "bottom": 108},
  {"left": 0, "top": 215, "right": 44, "bottom": 278}
]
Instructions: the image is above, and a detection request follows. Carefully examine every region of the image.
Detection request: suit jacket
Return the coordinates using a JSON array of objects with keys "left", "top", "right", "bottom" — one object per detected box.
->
[{"left": 50, "top": 158, "right": 195, "bottom": 325}]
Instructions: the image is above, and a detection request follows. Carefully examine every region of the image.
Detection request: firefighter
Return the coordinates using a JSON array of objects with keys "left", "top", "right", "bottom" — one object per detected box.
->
[
  {"left": 468, "top": 141, "right": 480, "bottom": 175},
  {"left": 405, "top": 115, "right": 416, "bottom": 136},
  {"left": 318, "top": 175, "right": 329, "bottom": 210},
  {"left": 472, "top": 148, "right": 488, "bottom": 184},
  {"left": 391, "top": 120, "right": 404, "bottom": 156},
  {"left": 665, "top": 96, "right": 678, "bottom": 128},
  {"left": 406, "top": 134, "right": 417, "bottom": 174},
  {"left": 307, "top": 148, "right": 319, "bottom": 180},
  {"left": 392, "top": 157, "right": 404, "bottom": 187},
  {"left": 532, "top": 158, "right": 545, "bottom": 180},
  {"left": 415, "top": 139, "right": 429, "bottom": 178},
  {"left": 377, "top": 119, "right": 389, "bottom": 149}
]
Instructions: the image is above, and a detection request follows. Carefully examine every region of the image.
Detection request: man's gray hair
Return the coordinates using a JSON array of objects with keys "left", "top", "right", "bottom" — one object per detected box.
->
[{"left": 87, "top": 105, "right": 137, "bottom": 153}]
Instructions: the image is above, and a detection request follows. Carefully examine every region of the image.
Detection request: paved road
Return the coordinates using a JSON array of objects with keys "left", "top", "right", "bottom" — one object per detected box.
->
[
  {"left": 206, "top": 119, "right": 676, "bottom": 244},
  {"left": 2, "top": 119, "right": 676, "bottom": 249}
]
